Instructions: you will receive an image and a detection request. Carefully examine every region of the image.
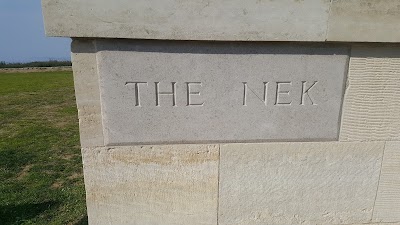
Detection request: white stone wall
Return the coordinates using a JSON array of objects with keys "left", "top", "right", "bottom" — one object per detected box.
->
[{"left": 71, "top": 40, "right": 400, "bottom": 225}]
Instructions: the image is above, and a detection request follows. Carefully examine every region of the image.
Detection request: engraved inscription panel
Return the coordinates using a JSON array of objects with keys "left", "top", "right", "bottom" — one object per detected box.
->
[{"left": 96, "top": 40, "right": 349, "bottom": 145}]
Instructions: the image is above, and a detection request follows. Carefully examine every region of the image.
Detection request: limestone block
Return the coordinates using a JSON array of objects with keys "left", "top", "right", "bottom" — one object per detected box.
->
[
  {"left": 353, "top": 223, "right": 400, "bottom": 225},
  {"left": 340, "top": 46, "right": 400, "bottom": 141},
  {"left": 82, "top": 144, "right": 219, "bottom": 225},
  {"left": 219, "top": 142, "right": 385, "bottom": 225},
  {"left": 42, "top": 0, "right": 330, "bottom": 41},
  {"left": 327, "top": 0, "right": 400, "bottom": 42},
  {"left": 95, "top": 39, "right": 348, "bottom": 145},
  {"left": 71, "top": 39, "right": 104, "bottom": 147},
  {"left": 373, "top": 141, "right": 400, "bottom": 222}
]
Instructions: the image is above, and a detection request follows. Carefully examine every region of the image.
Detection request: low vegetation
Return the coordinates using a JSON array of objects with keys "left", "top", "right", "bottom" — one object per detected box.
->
[
  {"left": 0, "top": 61, "right": 72, "bottom": 69},
  {"left": 0, "top": 71, "right": 86, "bottom": 224}
]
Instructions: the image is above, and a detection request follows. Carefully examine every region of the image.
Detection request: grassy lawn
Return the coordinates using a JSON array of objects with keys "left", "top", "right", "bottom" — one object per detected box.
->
[{"left": 0, "top": 72, "right": 87, "bottom": 225}]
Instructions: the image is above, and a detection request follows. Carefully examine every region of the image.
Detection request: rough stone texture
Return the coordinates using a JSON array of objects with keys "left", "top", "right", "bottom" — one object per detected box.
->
[
  {"left": 219, "top": 142, "right": 385, "bottom": 225},
  {"left": 96, "top": 40, "right": 348, "bottom": 145},
  {"left": 42, "top": 0, "right": 330, "bottom": 41},
  {"left": 373, "top": 141, "right": 400, "bottom": 222},
  {"left": 340, "top": 46, "right": 400, "bottom": 142},
  {"left": 71, "top": 40, "right": 105, "bottom": 147},
  {"left": 327, "top": 0, "right": 400, "bottom": 42},
  {"left": 82, "top": 144, "right": 219, "bottom": 225}
]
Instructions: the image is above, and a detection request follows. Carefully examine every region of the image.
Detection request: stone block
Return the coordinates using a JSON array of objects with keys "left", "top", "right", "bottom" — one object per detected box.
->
[
  {"left": 42, "top": 0, "right": 331, "bottom": 41},
  {"left": 219, "top": 142, "right": 385, "bottom": 225},
  {"left": 327, "top": 0, "right": 400, "bottom": 42},
  {"left": 353, "top": 223, "right": 400, "bottom": 225},
  {"left": 95, "top": 40, "right": 348, "bottom": 145},
  {"left": 373, "top": 141, "right": 400, "bottom": 222},
  {"left": 82, "top": 144, "right": 219, "bottom": 225},
  {"left": 71, "top": 40, "right": 104, "bottom": 147},
  {"left": 340, "top": 46, "right": 400, "bottom": 141}
]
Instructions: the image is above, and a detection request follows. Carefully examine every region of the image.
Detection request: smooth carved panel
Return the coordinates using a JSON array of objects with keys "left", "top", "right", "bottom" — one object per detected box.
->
[{"left": 96, "top": 40, "right": 349, "bottom": 145}]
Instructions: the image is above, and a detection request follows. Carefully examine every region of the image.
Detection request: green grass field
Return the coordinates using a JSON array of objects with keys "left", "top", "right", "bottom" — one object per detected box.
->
[{"left": 0, "top": 72, "right": 87, "bottom": 225}]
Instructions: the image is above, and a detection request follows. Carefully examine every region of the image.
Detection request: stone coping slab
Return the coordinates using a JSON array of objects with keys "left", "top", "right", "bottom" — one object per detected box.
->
[{"left": 42, "top": 0, "right": 400, "bottom": 43}]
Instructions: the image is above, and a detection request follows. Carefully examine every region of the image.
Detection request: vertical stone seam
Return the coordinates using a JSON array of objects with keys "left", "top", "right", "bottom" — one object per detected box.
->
[
  {"left": 216, "top": 144, "right": 221, "bottom": 225},
  {"left": 324, "top": 0, "right": 334, "bottom": 41},
  {"left": 337, "top": 222, "right": 400, "bottom": 225},
  {"left": 216, "top": 144, "right": 220, "bottom": 225},
  {"left": 93, "top": 39, "right": 106, "bottom": 147},
  {"left": 371, "top": 141, "right": 387, "bottom": 222},
  {"left": 337, "top": 46, "right": 351, "bottom": 141}
]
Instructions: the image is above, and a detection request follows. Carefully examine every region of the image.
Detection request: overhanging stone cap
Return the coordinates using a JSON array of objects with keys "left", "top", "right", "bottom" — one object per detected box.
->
[{"left": 42, "top": 0, "right": 400, "bottom": 43}]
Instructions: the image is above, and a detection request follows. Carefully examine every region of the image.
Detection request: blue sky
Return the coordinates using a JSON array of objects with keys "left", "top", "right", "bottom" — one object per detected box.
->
[{"left": 0, "top": 0, "right": 71, "bottom": 62}]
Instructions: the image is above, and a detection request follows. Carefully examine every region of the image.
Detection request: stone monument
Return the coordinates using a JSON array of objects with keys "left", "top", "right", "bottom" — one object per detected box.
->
[{"left": 42, "top": 0, "right": 400, "bottom": 224}]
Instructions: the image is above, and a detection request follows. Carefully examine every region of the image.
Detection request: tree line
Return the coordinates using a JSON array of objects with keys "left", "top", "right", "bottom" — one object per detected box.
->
[{"left": 0, "top": 60, "right": 72, "bottom": 68}]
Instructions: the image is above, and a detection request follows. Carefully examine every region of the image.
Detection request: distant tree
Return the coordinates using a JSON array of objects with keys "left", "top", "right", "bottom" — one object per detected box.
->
[{"left": 0, "top": 60, "right": 72, "bottom": 68}]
